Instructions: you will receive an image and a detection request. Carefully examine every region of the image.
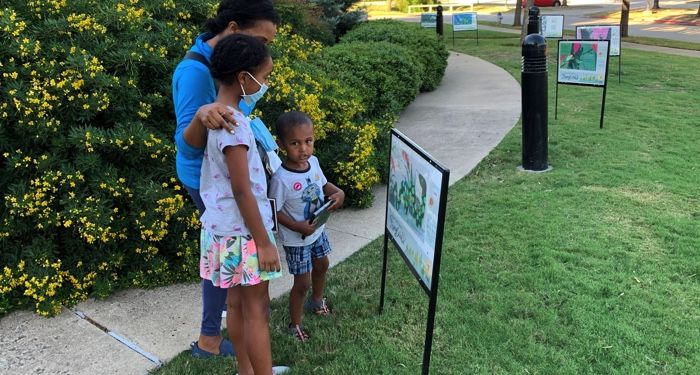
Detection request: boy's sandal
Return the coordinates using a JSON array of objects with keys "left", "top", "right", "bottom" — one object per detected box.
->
[
  {"left": 288, "top": 323, "right": 310, "bottom": 342},
  {"left": 190, "top": 338, "right": 235, "bottom": 358},
  {"left": 305, "top": 298, "right": 332, "bottom": 316}
]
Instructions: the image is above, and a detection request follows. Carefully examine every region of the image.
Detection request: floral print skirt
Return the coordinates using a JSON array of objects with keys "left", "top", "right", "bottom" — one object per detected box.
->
[{"left": 200, "top": 228, "right": 282, "bottom": 288}]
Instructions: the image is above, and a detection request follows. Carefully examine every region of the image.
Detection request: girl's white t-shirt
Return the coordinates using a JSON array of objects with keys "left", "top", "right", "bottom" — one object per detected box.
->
[{"left": 199, "top": 109, "right": 274, "bottom": 236}]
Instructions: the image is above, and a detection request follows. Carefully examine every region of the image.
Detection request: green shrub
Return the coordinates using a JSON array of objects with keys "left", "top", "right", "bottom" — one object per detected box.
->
[
  {"left": 0, "top": 2, "right": 431, "bottom": 317},
  {"left": 320, "top": 41, "right": 422, "bottom": 119},
  {"left": 0, "top": 0, "right": 214, "bottom": 316},
  {"left": 319, "top": 41, "right": 422, "bottom": 182},
  {"left": 341, "top": 19, "right": 448, "bottom": 92},
  {"left": 259, "top": 26, "right": 379, "bottom": 208},
  {"left": 274, "top": 0, "right": 336, "bottom": 45},
  {"left": 0, "top": 0, "right": 394, "bottom": 315},
  {"left": 310, "top": 0, "right": 365, "bottom": 41}
]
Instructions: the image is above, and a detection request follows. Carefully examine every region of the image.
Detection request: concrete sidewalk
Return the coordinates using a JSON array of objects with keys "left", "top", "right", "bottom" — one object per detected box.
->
[{"left": 0, "top": 52, "right": 520, "bottom": 374}]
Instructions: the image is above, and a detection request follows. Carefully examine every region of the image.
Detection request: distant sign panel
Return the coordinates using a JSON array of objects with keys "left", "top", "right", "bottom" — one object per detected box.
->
[
  {"left": 540, "top": 15, "right": 564, "bottom": 38},
  {"left": 576, "top": 25, "right": 620, "bottom": 56},
  {"left": 421, "top": 13, "right": 437, "bottom": 28},
  {"left": 453, "top": 12, "right": 477, "bottom": 31},
  {"left": 557, "top": 40, "right": 610, "bottom": 87}
]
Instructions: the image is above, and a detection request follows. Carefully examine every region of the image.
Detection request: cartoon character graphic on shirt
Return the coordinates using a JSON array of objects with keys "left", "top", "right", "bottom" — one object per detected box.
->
[{"left": 301, "top": 177, "right": 322, "bottom": 220}]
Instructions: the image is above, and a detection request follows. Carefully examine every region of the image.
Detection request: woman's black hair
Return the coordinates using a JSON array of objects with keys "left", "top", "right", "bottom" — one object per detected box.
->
[
  {"left": 204, "top": 0, "right": 280, "bottom": 35},
  {"left": 275, "top": 111, "right": 313, "bottom": 142},
  {"left": 210, "top": 34, "right": 270, "bottom": 86}
]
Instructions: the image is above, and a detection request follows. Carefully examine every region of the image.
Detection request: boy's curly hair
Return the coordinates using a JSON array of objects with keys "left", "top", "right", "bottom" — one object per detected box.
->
[
  {"left": 275, "top": 111, "right": 313, "bottom": 142},
  {"left": 210, "top": 34, "right": 270, "bottom": 86}
]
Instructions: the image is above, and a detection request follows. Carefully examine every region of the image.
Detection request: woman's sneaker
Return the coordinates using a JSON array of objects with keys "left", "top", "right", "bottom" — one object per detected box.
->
[
  {"left": 304, "top": 298, "right": 331, "bottom": 316},
  {"left": 288, "top": 323, "right": 310, "bottom": 342}
]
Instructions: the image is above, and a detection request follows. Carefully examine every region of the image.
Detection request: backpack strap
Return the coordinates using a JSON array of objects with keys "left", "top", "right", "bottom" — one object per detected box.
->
[{"left": 183, "top": 51, "right": 210, "bottom": 68}]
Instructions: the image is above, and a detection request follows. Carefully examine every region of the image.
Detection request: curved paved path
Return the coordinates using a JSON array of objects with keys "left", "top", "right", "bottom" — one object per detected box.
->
[{"left": 0, "top": 53, "right": 521, "bottom": 374}]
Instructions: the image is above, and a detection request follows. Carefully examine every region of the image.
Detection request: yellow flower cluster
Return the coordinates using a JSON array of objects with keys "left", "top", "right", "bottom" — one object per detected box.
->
[
  {"left": 115, "top": 2, "right": 148, "bottom": 25},
  {"left": 0, "top": 259, "right": 97, "bottom": 316},
  {"left": 162, "top": 0, "right": 176, "bottom": 11},
  {"left": 66, "top": 13, "right": 107, "bottom": 34},
  {"left": 25, "top": 0, "right": 67, "bottom": 17},
  {"left": 0, "top": 8, "right": 26, "bottom": 38},
  {"left": 137, "top": 193, "right": 185, "bottom": 243},
  {"left": 334, "top": 122, "right": 380, "bottom": 192},
  {"left": 4, "top": 43, "right": 111, "bottom": 128}
]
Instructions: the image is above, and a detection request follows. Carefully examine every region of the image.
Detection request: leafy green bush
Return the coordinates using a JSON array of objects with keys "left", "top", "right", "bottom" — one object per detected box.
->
[
  {"left": 0, "top": 0, "right": 216, "bottom": 316},
  {"left": 341, "top": 19, "right": 448, "bottom": 92},
  {"left": 310, "top": 0, "right": 365, "bottom": 40},
  {"left": 0, "top": 2, "right": 440, "bottom": 317},
  {"left": 259, "top": 26, "right": 379, "bottom": 208},
  {"left": 273, "top": 0, "right": 336, "bottom": 45},
  {"left": 319, "top": 41, "right": 422, "bottom": 182},
  {"left": 321, "top": 41, "right": 422, "bottom": 119}
]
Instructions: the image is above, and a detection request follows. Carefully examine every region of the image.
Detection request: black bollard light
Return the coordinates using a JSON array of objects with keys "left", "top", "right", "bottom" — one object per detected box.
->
[
  {"left": 436, "top": 5, "right": 443, "bottom": 36},
  {"left": 521, "top": 6, "right": 549, "bottom": 172},
  {"left": 527, "top": 6, "right": 541, "bottom": 35}
]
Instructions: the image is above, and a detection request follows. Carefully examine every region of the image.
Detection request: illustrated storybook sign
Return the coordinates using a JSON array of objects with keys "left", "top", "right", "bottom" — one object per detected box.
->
[
  {"left": 576, "top": 25, "right": 621, "bottom": 56},
  {"left": 386, "top": 131, "right": 448, "bottom": 292},
  {"left": 540, "top": 15, "right": 564, "bottom": 38},
  {"left": 557, "top": 40, "right": 610, "bottom": 87},
  {"left": 453, "top": 12, "right": 477, "bottom": 31},
  {"left": 421, "top": 13, "right": 437, "bottom": 28}
]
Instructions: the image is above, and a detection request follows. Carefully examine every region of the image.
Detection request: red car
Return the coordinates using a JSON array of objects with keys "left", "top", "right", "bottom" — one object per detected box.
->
[{"left": 522, "top": 0, "right": 562, "bottom": 7}]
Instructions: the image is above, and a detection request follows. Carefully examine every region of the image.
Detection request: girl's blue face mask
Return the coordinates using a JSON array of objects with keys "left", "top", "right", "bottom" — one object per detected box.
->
[{"left": 241, "top": 72, "right": 268, "bottom": 106}]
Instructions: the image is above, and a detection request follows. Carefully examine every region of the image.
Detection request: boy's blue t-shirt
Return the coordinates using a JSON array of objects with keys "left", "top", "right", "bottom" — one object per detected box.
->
[{"left": 172, "top": 34, "right": 254, "bottom": 189}]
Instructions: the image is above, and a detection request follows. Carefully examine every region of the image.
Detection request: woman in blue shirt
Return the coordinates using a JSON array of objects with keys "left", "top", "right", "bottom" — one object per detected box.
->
[{"left": 172, "top": 0, "right": 280, "bottom": 359}]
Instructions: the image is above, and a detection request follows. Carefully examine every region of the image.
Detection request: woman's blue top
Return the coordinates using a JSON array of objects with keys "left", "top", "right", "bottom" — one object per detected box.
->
[{"left": 172, "top": 34, "right": 253, "bottom": 189}]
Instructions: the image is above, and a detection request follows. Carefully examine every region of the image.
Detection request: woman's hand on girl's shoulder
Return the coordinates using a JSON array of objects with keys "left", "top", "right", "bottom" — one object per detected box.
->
[{"left": 197, "top": 103, "right": 237, "bottom": 132}]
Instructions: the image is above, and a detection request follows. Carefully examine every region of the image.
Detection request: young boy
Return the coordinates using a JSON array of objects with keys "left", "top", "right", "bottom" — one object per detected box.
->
[{"left": 268, "top": 111, "right": 345, "bottom": 342}]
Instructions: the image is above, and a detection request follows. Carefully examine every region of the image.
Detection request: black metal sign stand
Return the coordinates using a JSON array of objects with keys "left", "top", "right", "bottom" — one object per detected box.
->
[
  {"left": 379, "top": 129, "right": 450, "bottom": 375},
  {"left": 452, "top": 27, "right": 479, "bottom": 47},
  {"left": 555, "top": 40, "right": 611, "bottom": 129}
]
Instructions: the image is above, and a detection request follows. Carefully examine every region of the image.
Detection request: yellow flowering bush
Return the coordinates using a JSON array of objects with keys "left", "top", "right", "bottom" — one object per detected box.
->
[
  {"left": 0, "top": 0, "right": 214, "bottom": 316},
  {"left": 257, "top": 25, "right": 380, "bottom": 206},
  {"left": 0, "top": 1, "right": 446, "bottom": 316}
]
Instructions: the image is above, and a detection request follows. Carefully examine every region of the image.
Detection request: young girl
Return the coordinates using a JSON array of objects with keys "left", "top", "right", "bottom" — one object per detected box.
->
[
  {"left": 172, "top": 0, "right": 280, "bottom": 358},
  {"left": 200, "top": 33, "right": 287, "bottom": 375},
  {"left": 268, "top": 111, "right": 345, "bottom": 342}
]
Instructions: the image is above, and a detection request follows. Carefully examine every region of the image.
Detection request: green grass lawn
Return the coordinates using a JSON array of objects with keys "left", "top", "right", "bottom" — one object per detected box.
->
[{"left": 153, "top": 31, "right": 700, "bottom": 374}]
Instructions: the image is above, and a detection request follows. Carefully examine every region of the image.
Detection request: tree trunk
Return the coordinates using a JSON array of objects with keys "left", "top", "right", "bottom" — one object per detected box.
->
[
  {"left": 387, "top": 0, "right": 392, "bottom": 11},
  {"left": 621, "top": 0, "right": 630, "bottom": 37},
  {"left": 652, "top": 0, "right": 660, "bottom": 10},
  {"left": 513, "top": 0, "right": 522, "bottom": 26}
]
